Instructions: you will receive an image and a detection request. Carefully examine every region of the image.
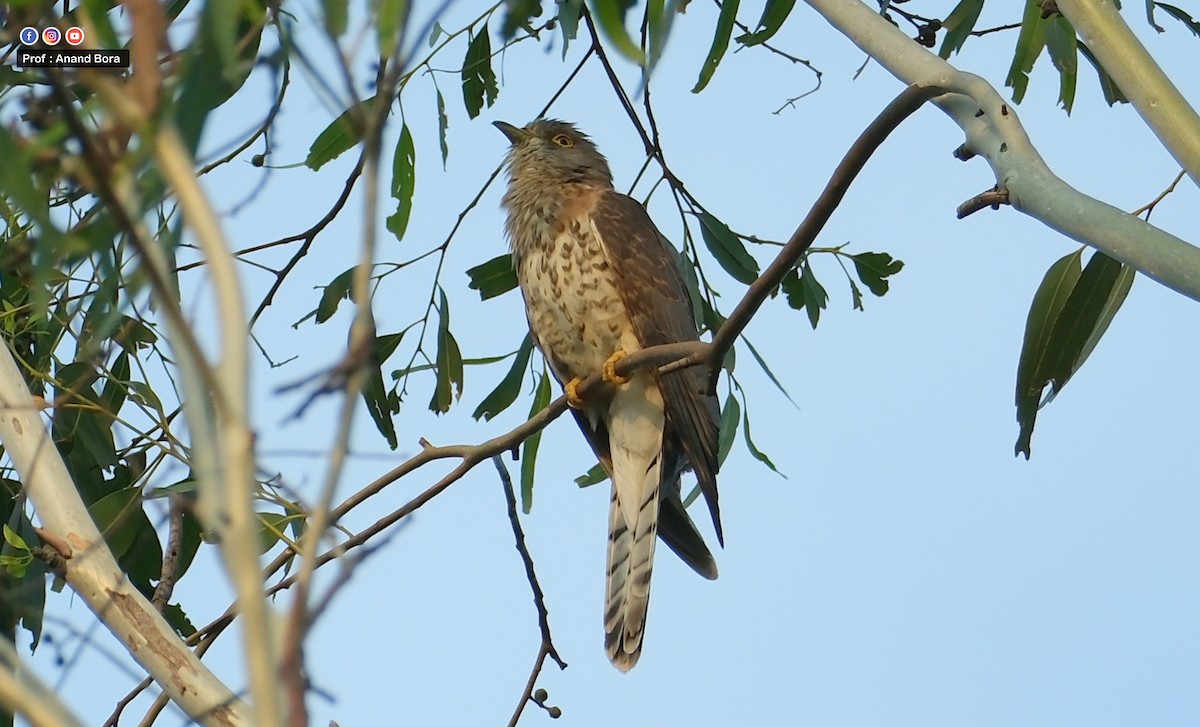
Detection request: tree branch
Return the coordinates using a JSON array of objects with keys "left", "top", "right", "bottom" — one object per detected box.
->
[
  {"left": 0, "top": 339, "right": 248, "bottom": 725},
  {"left": 805, "top": 0, "right": 1200, "bottom": 302},
  {"left": 1056, "top": 0, "right": 1200, "bottom": 185},
  {"left": 493, "top": 456, "right": 566, "bottom": 727}
]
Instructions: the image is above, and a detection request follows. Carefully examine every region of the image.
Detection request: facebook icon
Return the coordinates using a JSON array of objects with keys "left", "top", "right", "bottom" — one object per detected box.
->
[{"left": 19, "top": 27, "right": 39, "bottom": 45}]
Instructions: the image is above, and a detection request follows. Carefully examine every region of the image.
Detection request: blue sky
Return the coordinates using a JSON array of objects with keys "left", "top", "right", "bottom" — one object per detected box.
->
[{"left": 22, "top": 1, "right": 1200, "bottom": 725}]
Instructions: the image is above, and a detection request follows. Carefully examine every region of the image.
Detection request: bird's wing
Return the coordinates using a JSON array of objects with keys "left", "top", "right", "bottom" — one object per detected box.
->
[{"left": 589, "top": 191, "right": 723, "bottom": 545}]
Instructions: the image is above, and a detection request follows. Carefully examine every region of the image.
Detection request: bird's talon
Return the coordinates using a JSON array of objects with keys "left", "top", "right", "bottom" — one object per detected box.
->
[
  {"left": 565, "top": 377, "right": 587, "bottom": 409},
  {"left": 602, "top": 350, "right": 631, "bottom": 386}
]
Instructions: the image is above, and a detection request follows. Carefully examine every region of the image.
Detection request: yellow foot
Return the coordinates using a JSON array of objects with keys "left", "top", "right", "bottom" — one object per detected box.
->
[
  {"left": 565, "top": 377, "right": 587, "bottom": 409},
  {"left": 602, "top": 349, "right": 631, "bottom": 386}
]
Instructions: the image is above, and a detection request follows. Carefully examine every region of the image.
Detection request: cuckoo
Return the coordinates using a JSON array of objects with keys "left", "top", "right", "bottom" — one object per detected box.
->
[{"left": 495, "top": 118, "right": 723, "bottom": 671}]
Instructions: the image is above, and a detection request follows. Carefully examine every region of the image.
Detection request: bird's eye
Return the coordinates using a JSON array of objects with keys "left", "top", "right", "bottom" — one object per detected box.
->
[{"left": 552, "top": 134, "right": 574, "bottom": 148}]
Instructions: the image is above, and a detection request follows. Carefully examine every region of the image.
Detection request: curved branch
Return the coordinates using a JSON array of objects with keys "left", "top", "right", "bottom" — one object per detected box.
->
[
  {"left": 0, "top": 340, "right": 248, "bottom": 725},
  {"left": 806, "top": 0, "right": 1200, "bottom": 302}
]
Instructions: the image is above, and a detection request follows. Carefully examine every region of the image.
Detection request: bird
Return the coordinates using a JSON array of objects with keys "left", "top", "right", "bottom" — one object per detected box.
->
[{"left": 494, "top": 118, "right": 722, "bottom": 671}]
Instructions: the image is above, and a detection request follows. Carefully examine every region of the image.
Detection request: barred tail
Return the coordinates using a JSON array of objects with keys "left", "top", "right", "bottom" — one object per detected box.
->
[{"left": 603, "top": 462, "right": 661, "bottom": 671}]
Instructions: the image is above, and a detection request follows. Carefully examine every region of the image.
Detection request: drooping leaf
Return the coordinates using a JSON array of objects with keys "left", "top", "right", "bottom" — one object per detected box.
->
[
  {"left": 363, "top": 331, "right": 407, "bottom": 448},
  {"left": 938, "top": 0, "right": 985, "bottom": 59},
  {"left": 1044, "top": 15, "right": 1078, "bottom": 113},
  {"left": 574, "top": 462, "right": 608, "bottom": 487},
  {"left": 850, "top": 251, "right": 904, "bottom": 297},
  {"left": 306, "top": 96, "right": 379, "bottom": 171},
  {"left": 782, "top": 264, "right": 827, "bottom": 328},
  {"left": 1005, "top": 0, "right": 1048, "bottom": 104},
  {"left": 87, "top": 486, "right": 146, "bottom": 559},
  {"left": 461, "top": 25, "right": 499, "bottom": 119},
  {"left": 736, "top": 0, "right": 795, "bottom": 46},
  {"left": 501, "top": 0, "right": 543, "bottom": 39},
  {"left": 98, "top": 351, "right": 130, "bottom": 422},
  {"left": 436, "top": 88, "right": 450, "bottom": 167},
  {"left": 1078, "top": 42, "right": 1128, "bottom": 106},
  {"left": 589, "top": 0, "right": 645, "bottom": 64},
  {"left": 386, "top": 123, "right": 416, "bottom": 241},
  {"left": 742, "top": 401, "right": 780, "bottom": 473},
  {"left": 316, "top": 267, "right": 355, "bottom": 323},
  {"left": 1154, "top": 3, "right": 1200, "bottom": 36},
  {"left": 375, "top": 0, "right": 408, "bottom": 56},
  {"left": 256, "top": 511, "right": 293, "bottom": 554},
  {"left": 693, "top": 0, "right": 740, "bottom": 93},
  {"left": 429, "top": 289, "right": 464, "bottom": 413},
  {"left": 473, "top": 335, "right": 535, "bottom": 421},
  {"left": 742, "top": 336, "right": 796, "bottom": 405},
  {"left": 1038, "top": 251, "right": 1127, "bottom": 397},
  {"left": 174, "top": 0, "right": 268, "bottom": 153},
  {"left": 557, "top": 0, "right": 584, "bottom": 58},
  {"left": 716, "top": 392, "right": 740, "bottom": 467},
  {"left": 520, "top": 370, "right": 553, "bottom": 512},
  {"left": 163, "top": 603, "right": 197, "bottom": 638},
  {"left": 1014, "top": 249, "right": 1083, "bottom": 458},
  {"left": 467, "top": 254, "right": 519, "bottom": 300},
  {"left": 646, "top": 0, "right": 681, "bottom": 72},
  {"left": 698, "top": 212, "right": 759, "bottom": 285}
]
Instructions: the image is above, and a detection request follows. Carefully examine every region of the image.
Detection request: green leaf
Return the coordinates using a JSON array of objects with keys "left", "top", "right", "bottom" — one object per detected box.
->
[
  {"left": 938, "top": 0, "right": 984, "bottom": 59},
  {"left": 782, "top": 265, "right": 827, "bottom": 328},
  {"left": 256, "top": 512, "right": 291, "bottom": 554},
  {"left": 693, "top": 0, "right": 740, "bottom": 92},
  {"left": 386, "top": 123, "right": 417, "bottom": 241},
  {"left": 521, "top": 371, "right": 553, "bottom": 512},
  {"left": 306, "top": 96, "right": 379, "bottom": 171},
  {"left": 557, "top": 0, "right": 584, "bottom": 58},
  {"left": 1014, "top": 249, "right": 1083, "bottom": 458},
  {"left": 174, "top": 0, "right": 268, "bottom": 153},
  {"left": 850, "top": 251, "right": 905, "bottom": 297},
  {"left": 716, "top": 392, "right": 740, "bottom": 467},
  {"left": 1006, "top": 0, "right": 1048, "bottom": 104},
  {"left": 698, "top": 212, "right": 759, "bottom": 285},
  {"left": 574, "top": 462, "right": 609, "bottom": 488},
  {"left": 742, "top": 401, "right": 780, "bottom": 473},
  {"left": 436, "top": 88, "right": 450, "bottom": 167},
  {"left": 1155, "top": 3, "right": 1200, "bottom": 36},
  {"left": 502, "top": 0, "right": 543, "bottom": 39},
  {"left": 742, "top": 336, "right": 796, "bottom": 405},
  {"left": 461, "top": 26, "right": 499, "bottom": 119},
  {"left": 1075, "top": 260, "right": 1135, "bottom": 373},
  {"left": 316, "top": 267, "right": 355, "bottom": 323},
  {"left": 736, "top": 0, "right": 795, "bottom": 46},
  {"left": 1039, "top": 251, "right": 1127, "bottom": 396},
  {"left": 473, "top": 335, "right": 535, "bottom": 421},
  {"left": 163, "top": 603, "right": 197, "bottom": 638},
  {"left": 87, "top": 487, "right": 145, "bottom": 558},
  {"left": 376, "top": 0, "right": 408, "bottom": 56},
  {"left": 429, "top": 289, "right": 464, "bottom": 413},
  {"left": 590, "top": 0, "right": 645, "bottom": 64},
  {"left": 99, "top": 351, "right": 130, "bottom": 422},
  {"left": 363, "top": 331, "right": 406, "bottom": 448},
  {"left": 1044, "top": 15, "right": 1078, "bottom": 113},
  {"left": 466, "top": 254, "right": 519, "bottom": 300},
  {"left": 1078, "top": 42, "right": 1128, "bottom": 106},
  {"left": 646, "top": 0, "right": 681, "bottom": 71},
  {"left": 323, "top": 0, "right": 347, "bottom": 36},
  {"left": 3, "top": 524, "right": 29, "bottom": 552}
]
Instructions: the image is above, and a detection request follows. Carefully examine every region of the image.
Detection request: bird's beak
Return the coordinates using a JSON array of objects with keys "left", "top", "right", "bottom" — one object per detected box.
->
[{"left": 493, "top": 120, "right": 530, "bottom": 144}]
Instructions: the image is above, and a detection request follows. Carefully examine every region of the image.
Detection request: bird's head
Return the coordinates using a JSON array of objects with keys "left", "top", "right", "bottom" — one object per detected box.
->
[{"left": 494, "top": 118, "right": 613, "bottom": 189}]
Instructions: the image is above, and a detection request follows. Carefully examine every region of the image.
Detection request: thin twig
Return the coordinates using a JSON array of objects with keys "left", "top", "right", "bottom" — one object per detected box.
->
[
  {"left": 1130, "top": 168, "right": 1187, "bottom": 219},
  {"left": 492, "top": 456, "right": 566, "bottom": 727}
]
